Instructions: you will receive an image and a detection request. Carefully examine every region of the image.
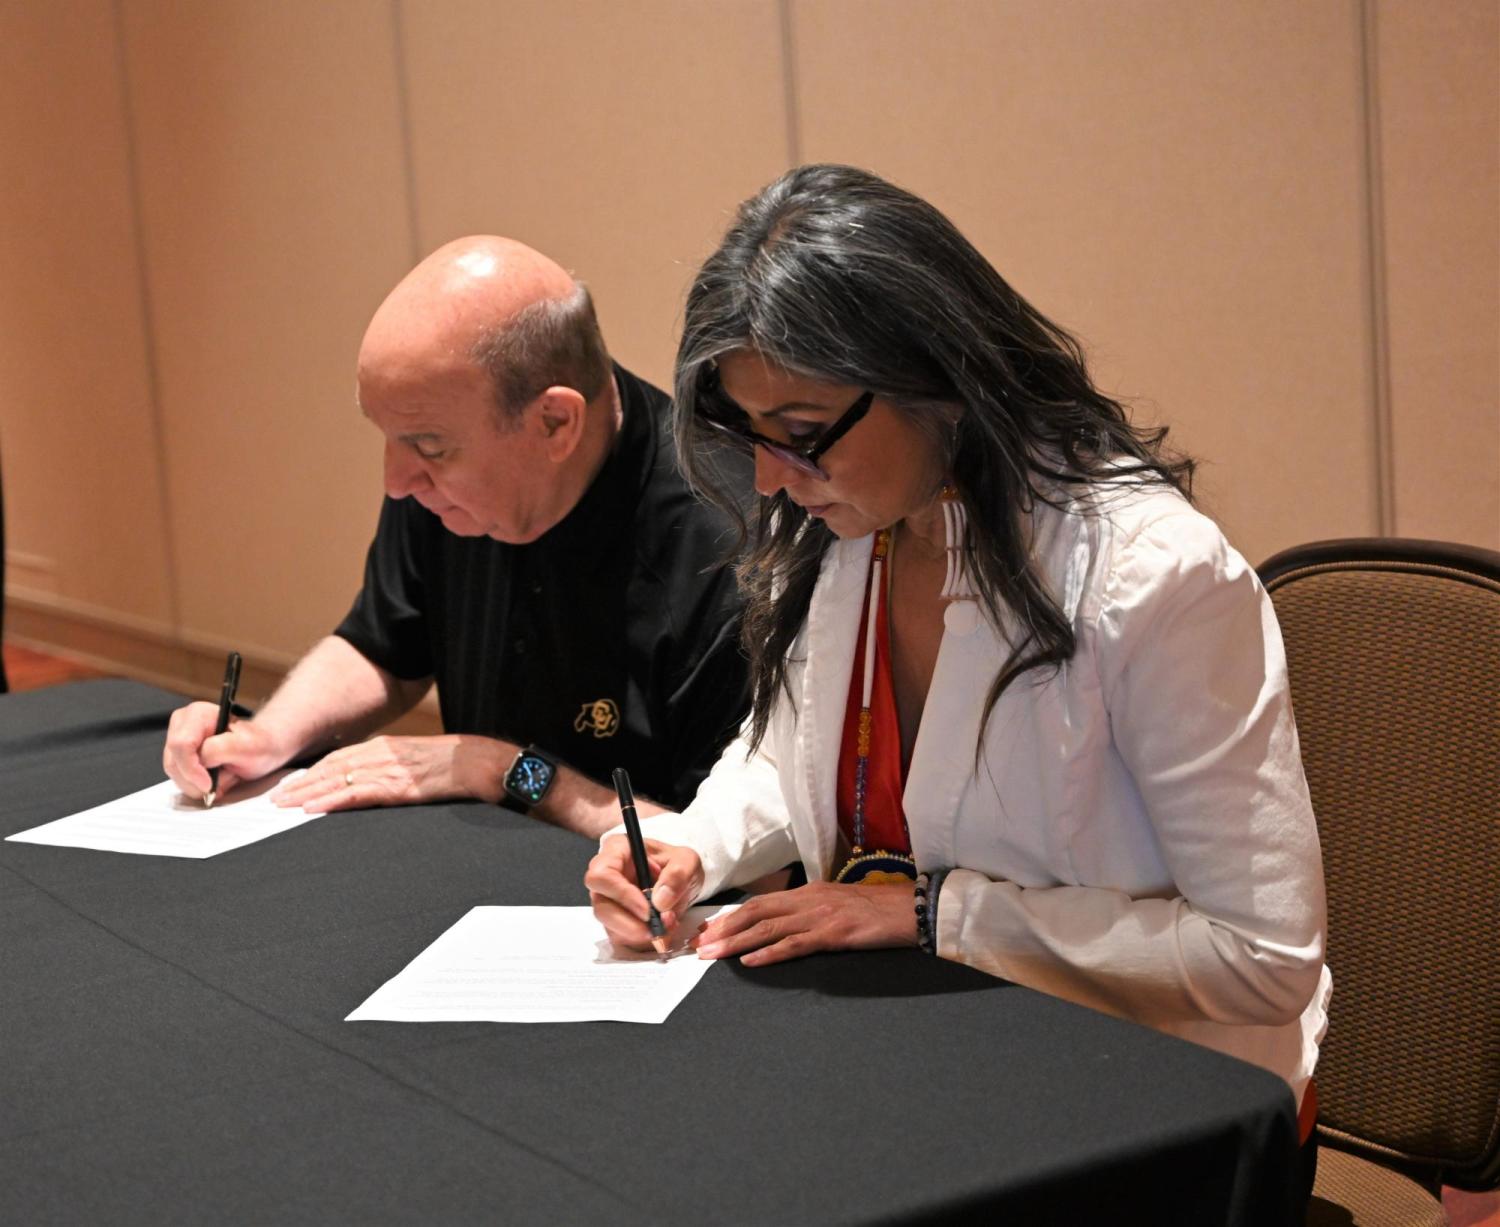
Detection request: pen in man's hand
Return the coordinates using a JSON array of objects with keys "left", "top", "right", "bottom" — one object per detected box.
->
[
  {"left": 611, "top": 767, "right": 669, "bottom": 956},
  {"left": 204, "top": 651, "right": 242, "bottom": 808}
]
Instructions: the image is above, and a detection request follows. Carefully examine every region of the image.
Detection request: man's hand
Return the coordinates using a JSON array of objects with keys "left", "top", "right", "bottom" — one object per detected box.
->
[
  {"left": 163, "top": 702, "right": 291, "bottom": 802},
  {"left": 693, "top": 881, "right": 919, "bottom": 967},
  {"left": 586, "top": 835, "right": 705, "bottom": 952},
  {"left": 268, "top": 734, "right": 509, "bottom": 813}
]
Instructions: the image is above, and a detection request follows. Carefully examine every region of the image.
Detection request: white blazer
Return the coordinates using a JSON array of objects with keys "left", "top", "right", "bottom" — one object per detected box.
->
[{"left": 638, "top": 480, "right": 1331, "bottom": 1102}]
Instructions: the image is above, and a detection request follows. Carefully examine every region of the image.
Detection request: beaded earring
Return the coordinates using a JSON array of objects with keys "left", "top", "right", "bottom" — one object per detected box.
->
[{"left": 939, "top": 485, "right": 976, "bottom": 602}]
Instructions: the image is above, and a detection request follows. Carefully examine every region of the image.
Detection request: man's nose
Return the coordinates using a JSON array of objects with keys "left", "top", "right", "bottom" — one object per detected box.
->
[{"left": 383, "top": 442, "right": 431, "bottom": 499}]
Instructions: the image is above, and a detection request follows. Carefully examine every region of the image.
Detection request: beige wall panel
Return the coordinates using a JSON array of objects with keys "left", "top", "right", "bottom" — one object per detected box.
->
[
  {"left": 400, "top": 0, "right": 789, "bottom": 390},
  {"left": 791, "top": 0, "right": 1375, "bottom": 565},
  {"left": 0, "top": 0, "right": 172, "bottom": 621},
  {"left": 1376, "top": 0, "right": 1499, "bottom": 549},
  {"left": 121, "top": 0, "right": 414, "bottom": 657}
]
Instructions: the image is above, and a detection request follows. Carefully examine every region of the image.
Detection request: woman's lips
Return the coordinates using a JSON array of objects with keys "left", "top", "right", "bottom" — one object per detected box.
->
[{"left": 800, "top": 503, "right": 832, "bottom": 517}]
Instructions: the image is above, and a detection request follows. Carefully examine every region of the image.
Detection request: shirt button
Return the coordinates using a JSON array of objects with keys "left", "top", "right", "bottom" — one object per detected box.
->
[
  {"left": 513, "top": 639, "right": 527, "bottom": 655},
  {"left": 531, "top": 581, "right": 543, "bottom": 595},
  {"left": 943, "top": 602, "right": 980, "bottom": 635}
]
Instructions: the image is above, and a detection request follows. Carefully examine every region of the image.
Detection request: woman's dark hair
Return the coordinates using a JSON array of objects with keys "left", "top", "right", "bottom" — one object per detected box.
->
[{"left": 674, "top": 164, "right": 1195, "bottom": 751}]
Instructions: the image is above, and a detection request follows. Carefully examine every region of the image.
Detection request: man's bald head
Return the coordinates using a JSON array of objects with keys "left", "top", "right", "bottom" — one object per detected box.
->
[{"left": 359, "top": 236, "right": 610, "bottom": 419}]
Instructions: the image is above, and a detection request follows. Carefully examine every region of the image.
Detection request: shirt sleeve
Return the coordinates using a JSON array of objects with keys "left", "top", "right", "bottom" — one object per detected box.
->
[
  {"left": 937, "top": 510, "right": 1327, "bottom": 1028},
  {"left": 333, "top": 497, "right": 435, "bottom": 682},
  {"left": 632, "top": 727, "right": 799, "bottom": 900}
]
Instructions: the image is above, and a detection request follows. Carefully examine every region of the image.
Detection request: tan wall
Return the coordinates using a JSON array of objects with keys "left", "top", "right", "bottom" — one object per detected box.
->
[
  {"left": 1376, "top": 0, "right": 1500, "bottom": 544},
  {"left": 792, "top": 0, "right": 1379, "bottom": 554},
  {"left": 119, "top": 0, "right": 414, "bottom": 660},
  {"left": 0, "top": 1, "right": 173, "bottom": 624},
  {"left": 2, "top": 0, "right": 1496, "bottom": 709},
  {"left": 402, "top": 0, "right": 791, "bottom": 391}
]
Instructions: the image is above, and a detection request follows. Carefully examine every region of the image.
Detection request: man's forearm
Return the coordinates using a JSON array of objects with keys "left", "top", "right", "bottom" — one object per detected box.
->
[
  {"left": 451, "top": 735, "right": 667, "bottom": 838},
  {"left": 537, "top": 761, "right": 670, "bottom": 838},
  {"left": 257, "top": 640, "right": 665, "bottom": 834},
  {"left": 252, "top": 636, "right": 431, "bottom": 767}
]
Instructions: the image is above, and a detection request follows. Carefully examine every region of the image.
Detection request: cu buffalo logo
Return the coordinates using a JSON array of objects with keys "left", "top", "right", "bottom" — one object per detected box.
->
[{"left": 574, "top": 698, "right": 620, "bottom": 738}]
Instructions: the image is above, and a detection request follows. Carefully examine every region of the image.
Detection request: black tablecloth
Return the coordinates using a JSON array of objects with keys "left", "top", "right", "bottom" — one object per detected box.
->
[{"left": 1, "top": 680, "right": 1301, "bottom": 1225}]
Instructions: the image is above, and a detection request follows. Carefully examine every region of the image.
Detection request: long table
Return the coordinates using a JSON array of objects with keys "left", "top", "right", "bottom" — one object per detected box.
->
[{"left": 2, "top": 680, "right": 1301, "bottom": 1224}]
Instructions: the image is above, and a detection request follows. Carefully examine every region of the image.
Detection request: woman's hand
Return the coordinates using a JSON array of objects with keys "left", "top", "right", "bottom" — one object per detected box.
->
[
  {"left": 269, "top": 734, "right": 500, "bottom": 813},
  {"left": 695, "top": 880, "right": 919, "bottom": 966},
  {"left": 586, "top": 836, "right": 704, "bottom": 952}
]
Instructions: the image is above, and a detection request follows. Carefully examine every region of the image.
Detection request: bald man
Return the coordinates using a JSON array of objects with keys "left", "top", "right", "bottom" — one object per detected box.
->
[{"left": 163, "top": 238, "right": 747, "bottom": 836}]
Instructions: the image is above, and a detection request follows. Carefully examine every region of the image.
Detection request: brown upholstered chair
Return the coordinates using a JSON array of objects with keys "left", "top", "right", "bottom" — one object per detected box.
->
[{"left": 1258, "top": 538, "right": 1500, "bottom": 1227}]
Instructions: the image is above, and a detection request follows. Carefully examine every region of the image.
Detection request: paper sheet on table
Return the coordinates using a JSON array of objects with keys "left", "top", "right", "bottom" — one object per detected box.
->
[
  {"left": 346, "top": 904, "right": 741, "bottom": 1025},
  {"left": 5, "top": 771, "right": 325, "bottom": 858}
]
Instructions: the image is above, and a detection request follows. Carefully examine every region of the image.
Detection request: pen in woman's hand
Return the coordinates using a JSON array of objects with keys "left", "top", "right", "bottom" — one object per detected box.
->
[{"left": 611, "top": 767, "right": 669, "bottom": 955}]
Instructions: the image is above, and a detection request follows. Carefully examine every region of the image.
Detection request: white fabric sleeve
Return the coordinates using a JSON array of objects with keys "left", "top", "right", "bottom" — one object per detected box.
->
[
  {"left": 937, "top": 511, "right": 1327, "bottom": 1028},
  {"left": 610, "top": 729, "right": 799, "bottom": 902}
]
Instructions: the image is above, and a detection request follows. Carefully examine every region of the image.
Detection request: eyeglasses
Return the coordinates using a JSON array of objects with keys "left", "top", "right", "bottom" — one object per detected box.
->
[{"left": 697, "top": 385, "right": 875, "bottom": 481}]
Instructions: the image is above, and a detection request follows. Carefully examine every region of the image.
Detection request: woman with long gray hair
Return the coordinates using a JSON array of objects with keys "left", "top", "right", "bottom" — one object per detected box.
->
[{"left": 586, "top": 165, "right": 1329, "bottom": 1170}]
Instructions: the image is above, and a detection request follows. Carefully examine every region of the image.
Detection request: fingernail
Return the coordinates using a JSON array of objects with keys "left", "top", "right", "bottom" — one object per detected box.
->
[{"left": 697, "top": 942, "right": 722, "bottom": 959}]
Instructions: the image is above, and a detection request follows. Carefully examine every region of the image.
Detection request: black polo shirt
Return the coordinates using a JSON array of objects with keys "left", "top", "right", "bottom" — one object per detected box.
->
[{"left": 335, "top": 365, "right": 748, "bottom": 809}]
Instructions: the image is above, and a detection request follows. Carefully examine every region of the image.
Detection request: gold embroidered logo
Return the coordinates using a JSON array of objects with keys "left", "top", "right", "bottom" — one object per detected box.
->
[{"left": 574, "top": 698, "right": 620, "bottom": 738}]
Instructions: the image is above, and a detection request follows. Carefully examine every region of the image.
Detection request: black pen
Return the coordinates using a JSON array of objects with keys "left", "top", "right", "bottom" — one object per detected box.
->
[
  {"left": 611, "top": 767, "right": 668, "bottom": 956},
  {"left": 204, "top": 651, "right": 242, "bottom": 808}
]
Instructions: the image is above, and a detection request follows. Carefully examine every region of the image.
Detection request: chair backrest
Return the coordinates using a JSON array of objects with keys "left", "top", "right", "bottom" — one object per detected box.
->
[{"left": 1259, "top": 537, "right": 1500, "bottom": 1192}]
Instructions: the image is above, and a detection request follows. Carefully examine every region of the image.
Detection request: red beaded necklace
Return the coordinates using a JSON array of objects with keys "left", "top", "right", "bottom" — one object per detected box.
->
[{"left": 834, "top": 528, "right": 917, "bottom": 885}]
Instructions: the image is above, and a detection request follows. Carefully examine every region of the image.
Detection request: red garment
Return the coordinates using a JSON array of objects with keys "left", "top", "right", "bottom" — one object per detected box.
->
[{"left": 835, "top": 553, "right": 911, "bottom": 855}]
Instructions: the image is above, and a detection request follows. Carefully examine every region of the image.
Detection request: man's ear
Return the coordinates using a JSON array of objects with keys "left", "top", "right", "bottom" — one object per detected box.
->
[{"left": 532, "top": 386, "right": 587, "bottom": 461}]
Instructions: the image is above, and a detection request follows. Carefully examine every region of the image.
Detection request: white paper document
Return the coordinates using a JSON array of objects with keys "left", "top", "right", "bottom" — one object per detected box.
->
[
  {"left": 5, "top": 771, "right": 324, "bottom": 859},
  {"left": 346, "top": 904, "right": 740, "bottom": 1025}
]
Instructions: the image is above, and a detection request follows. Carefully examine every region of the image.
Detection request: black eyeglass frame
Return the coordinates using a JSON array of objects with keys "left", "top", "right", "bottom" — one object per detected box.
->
[{"left": 697, "top": 385, "right": 875, "bottom": 481}]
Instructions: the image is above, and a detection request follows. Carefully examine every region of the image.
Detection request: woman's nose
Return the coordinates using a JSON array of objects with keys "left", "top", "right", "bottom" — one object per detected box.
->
[{"left": 753, "top": 444, "right": 796, "bottom": 499}]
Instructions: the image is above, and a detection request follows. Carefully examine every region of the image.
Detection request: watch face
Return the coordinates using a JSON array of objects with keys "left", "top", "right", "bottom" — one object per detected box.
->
[{"left": 510, "top": 753, "right": 554, "bottom": 804}]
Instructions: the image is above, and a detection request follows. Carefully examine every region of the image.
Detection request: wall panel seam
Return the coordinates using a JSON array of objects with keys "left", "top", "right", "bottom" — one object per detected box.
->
[
  {"left": 779, "top": 0, "right": 803, "bottom": 168},
  {"left": 1358, "top": 0, "right": 1396, "bottom": 535},
  {"left": 391, "top": 0, "right": 423, "bottom": 263},
  {"left": 111, "top": 0, "right": 185, "bottom": 633}
]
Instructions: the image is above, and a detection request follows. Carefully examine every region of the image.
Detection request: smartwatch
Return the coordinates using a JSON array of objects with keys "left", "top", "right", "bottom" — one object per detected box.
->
[{"left": 503, "top": 745, "right": 557, "bottom": 811}]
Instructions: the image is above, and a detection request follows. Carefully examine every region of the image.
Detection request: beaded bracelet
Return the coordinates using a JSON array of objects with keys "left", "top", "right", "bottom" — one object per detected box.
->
[
  {"left": 914, "top": 874, "right": 931, "bottom": 952},
  {"left": 915, "top": 869, "right": 950, "bottom": 955},
  {"left": 914, "top": 869, "right": 951, "bottom": 956}
]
